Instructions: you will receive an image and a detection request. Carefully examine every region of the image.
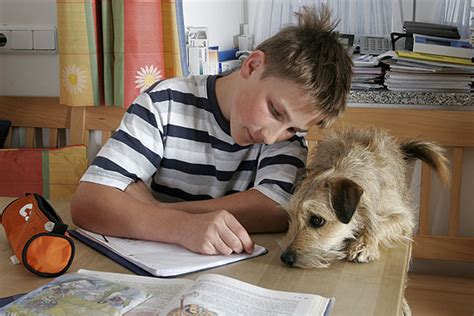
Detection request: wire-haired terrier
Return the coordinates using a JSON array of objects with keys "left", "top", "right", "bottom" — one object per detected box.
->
[{"left": 281, "top": 126, "right": 449, "bottom": 268}]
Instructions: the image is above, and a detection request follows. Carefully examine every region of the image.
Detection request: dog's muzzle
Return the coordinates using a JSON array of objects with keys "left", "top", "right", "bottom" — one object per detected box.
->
[{"left": 280, "top": 250, "right": 297, "bottom": 266}]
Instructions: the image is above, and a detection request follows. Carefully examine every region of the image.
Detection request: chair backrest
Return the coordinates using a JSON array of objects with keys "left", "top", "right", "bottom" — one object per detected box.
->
[
  {"left": 306, "top": 107, "right": 474, "bottom": 262},
  {"left": 0, "top": 96, "right": 124, "bottom": 199},
  {"left": 0, "top": 96, "right": 124, "bottom": 149}
]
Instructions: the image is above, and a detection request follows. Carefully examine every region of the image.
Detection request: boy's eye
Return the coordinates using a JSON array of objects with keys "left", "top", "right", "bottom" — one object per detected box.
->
[
  {"left": 269, "top": 103, "right": 282, "bottom": 119},
  {"left": 287, "top": 127, "right": 296, "bottom": 134}
]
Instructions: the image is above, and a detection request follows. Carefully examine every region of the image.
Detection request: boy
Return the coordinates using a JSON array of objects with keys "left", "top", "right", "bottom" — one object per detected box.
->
[{"left": 71, "top": 6, "right": 352, "bottom": 256}]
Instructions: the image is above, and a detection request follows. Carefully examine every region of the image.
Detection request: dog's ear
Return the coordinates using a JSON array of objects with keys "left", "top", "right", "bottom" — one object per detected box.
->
[{"left": 328, "top": 178, "right": 363, "bottom": 224}]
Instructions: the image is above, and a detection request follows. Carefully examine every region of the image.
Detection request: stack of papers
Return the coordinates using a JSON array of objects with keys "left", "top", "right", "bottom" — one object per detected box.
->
[
  {"left": 351, "top": 54, "right": 385, "bottom": 90},
  {"left": 382, "top": 51, "right": 473, "bottom": 92}
]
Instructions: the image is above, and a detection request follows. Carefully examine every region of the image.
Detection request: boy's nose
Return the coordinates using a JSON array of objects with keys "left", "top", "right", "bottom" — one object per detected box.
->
[
  {"left": 263, "top": 132, "right": 280, "bottom": 145},
  {"left": 263, "top": 126, "right": 290, "bottom": 145}
]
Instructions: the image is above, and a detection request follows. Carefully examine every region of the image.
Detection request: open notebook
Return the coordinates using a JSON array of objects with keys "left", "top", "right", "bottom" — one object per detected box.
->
[{"left": 69, "top": 228, "right": 267, "bottom": 277}]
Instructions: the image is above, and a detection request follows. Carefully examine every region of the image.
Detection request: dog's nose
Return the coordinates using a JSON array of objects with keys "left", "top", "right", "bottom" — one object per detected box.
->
[{"left": 280, "top": 250, "right": 296, "bottom": 266}]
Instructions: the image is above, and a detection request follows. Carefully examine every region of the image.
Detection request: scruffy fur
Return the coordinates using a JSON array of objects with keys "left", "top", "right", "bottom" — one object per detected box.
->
[{"left": 281, "top": 127, "right": 449, "bottom": 269}]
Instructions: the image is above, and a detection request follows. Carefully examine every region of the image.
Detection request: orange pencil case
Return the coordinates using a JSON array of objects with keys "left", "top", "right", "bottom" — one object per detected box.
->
[{"left": 0, "top": 193, "right": 75, "bottom": 277}]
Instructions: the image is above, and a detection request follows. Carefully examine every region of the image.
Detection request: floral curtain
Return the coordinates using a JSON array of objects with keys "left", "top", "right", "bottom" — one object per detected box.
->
[{"left": 57, "top": 0, "right": 187, "bottom": 108}]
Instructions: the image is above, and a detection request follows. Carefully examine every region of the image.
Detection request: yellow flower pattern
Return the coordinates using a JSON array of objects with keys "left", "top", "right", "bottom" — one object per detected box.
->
[
  {"left": 135, "top": 65, "right": 162, "bottom": 93},
  {"left": 62, "top": 65, "right": 87, "bottom": 95}
]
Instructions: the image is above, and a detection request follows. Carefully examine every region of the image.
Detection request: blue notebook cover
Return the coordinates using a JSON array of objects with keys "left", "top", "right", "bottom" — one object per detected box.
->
[{"left": 69, "top": 230, "right": 154, "bottom": 277}]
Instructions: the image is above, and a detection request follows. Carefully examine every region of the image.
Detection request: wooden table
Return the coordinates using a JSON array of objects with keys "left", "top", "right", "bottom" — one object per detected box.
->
[{"left": 0, "top": 198, "right": 410, "bottom": 315}]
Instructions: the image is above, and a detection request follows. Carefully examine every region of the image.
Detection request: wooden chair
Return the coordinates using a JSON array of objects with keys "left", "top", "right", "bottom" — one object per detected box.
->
[
  {"left": 0, "top": 96, "right": 124, "bottom": 150},
  {"left": 306, "top": 107, "right": 474, "bottom": 263},
  {"left": 0, "top": 97, "right": 125, "bottom": 199}
]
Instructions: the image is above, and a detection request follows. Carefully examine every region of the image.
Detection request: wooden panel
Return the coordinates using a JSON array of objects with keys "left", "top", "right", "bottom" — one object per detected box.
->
[
  {"left": 69, "top": 107, "right": 86, "bottom": 145},
  {"left": 0, "top": 97, "right": 68, "bottom": 129},
  {"left": 25, "top": 127, "right": 35, "bottom": 147},
  {"left": 419, "top": 163, "right": 432, "bottom": 235},
  {"left": 49, "top": 128, "right": 58, "bottom": 148},
  {"left": 405, "top": 273, "right": 474, "bottom": 315},
  {"left": 448, "top": 147, "right": 463, "bottom": 236},
  {"left": 101, "top": 130, "right": 111, "bottom": 145},
  {"left": 85, "top": 106, "right": 124, "bottom": 131},
  {"left": 413, "top": 235, "right": 474, "bottom": 262},
  {"left": 307, "top": 108, "right": 474, "bottom": 147}
]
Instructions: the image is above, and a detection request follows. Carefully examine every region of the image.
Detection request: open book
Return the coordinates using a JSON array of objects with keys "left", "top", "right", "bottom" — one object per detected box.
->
[
  {"left": 79, "top": 269, "right": 335, "bottom": 316},
  {"left": 70, "top": 228, "right": 267, "bottom": 277}
]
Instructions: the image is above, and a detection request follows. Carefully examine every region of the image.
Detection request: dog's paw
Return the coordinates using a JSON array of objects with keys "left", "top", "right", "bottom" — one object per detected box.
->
[{"left": 347, "top": 238, "right": 380, "bottom": 263}]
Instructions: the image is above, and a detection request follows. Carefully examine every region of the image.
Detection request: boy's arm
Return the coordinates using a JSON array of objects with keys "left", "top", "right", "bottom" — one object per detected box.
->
[
  {"left": 160, "top": 190, "right": 289, "bottom": 233},
  {"left": 70, "top": 182, "right": 254, "bottom": 255},
  {"left": 105, "top": 179, "right": 288, "bottom": 232},
  {"left": 121, "top": 180, "right": 288, "bottom": 232}
]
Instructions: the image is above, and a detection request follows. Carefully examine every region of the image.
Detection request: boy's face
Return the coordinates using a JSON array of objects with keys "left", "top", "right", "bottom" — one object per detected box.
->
[{"left": 230, "top": 51, "right": 321, "bottom": 146}]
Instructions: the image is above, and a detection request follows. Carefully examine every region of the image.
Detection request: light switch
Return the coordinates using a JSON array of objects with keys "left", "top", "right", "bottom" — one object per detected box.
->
[
  {"left": 33, "top": 30, "right": 55, "bottom": 50},
  {"left": 11, "top": 30, "right": 33, "bottom": 50}
]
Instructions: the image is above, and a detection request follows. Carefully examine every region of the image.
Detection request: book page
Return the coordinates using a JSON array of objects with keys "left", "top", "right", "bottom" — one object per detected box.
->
[
  {"left": 163, "top": 274, "right": 334, "bottom": 316},
  {"left": 78, "top": 269, "right": 193, "bottom": 315},
  {"left": 1, "top": 273, "right": 151, "bottom": 316},
  {"left": 74, "top": 228, "right": 267, "bottom": 277}
]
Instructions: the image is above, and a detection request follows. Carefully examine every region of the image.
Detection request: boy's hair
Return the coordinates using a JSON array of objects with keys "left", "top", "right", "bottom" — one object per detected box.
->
[{"left": 256, "top": 5, "right": 353, "bottom": 128}]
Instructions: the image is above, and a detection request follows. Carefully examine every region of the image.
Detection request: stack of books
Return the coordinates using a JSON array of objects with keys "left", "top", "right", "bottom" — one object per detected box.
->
[
  {"left": 383, "top": 34, "right": 473, "bottom": 92},
  {"left": 351, "top": 54, "right": 385, "bottom": 90}
]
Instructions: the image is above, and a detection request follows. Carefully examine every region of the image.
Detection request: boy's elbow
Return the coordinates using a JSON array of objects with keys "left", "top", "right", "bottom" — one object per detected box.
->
[
  {"left": 70, "top": 183, "right": 88, "bottom": 227},
  {"left": 70, "top": 182, "right": 101, "bottom": 228}
]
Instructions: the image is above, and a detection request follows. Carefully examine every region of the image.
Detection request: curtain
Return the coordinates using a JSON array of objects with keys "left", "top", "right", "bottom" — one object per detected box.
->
[
  {"left": 248, "top": 0, "right": 397, "bottom": 47},
  {"left": 430, "top": 0, "right": 473, "bottom": 38},
  {"left": 248, "top": 0, "right": 472, "bottom": 47},
  {"left": 57, "top": 0, "right": 187, "bottom": 108}
]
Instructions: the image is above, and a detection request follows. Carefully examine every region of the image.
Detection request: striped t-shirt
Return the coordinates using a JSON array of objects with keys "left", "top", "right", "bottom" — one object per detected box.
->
[{"left": 81, "top": 75, "right": 307, "bottom": 206}]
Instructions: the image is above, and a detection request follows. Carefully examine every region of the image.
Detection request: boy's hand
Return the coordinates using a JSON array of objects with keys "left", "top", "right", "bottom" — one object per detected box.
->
[{"left": 178, "top": 210, "right": 254, "bottom": 256}]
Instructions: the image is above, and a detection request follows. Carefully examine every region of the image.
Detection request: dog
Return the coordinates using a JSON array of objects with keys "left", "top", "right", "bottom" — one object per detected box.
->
[{"left": 280, "top": 126, "right": 449, "bottom": 269}]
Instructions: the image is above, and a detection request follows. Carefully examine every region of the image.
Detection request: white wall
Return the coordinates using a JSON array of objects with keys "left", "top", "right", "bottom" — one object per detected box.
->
[
  {"left": 182, "top": 0, "right": 243, "bottom": 50},
  {"left": 0, "top": 0, "right": 58, "bottom": 96},
  {"left": 0, "top": 0, "right": 467, "bottom": 95},
  {"left": 0, "top": 0, "right": 243, "bottom": 96}
]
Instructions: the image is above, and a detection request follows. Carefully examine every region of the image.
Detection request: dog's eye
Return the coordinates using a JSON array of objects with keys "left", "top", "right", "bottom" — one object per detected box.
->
[{"left": 309, "top": 215, "right": 326, "bottom": 228}]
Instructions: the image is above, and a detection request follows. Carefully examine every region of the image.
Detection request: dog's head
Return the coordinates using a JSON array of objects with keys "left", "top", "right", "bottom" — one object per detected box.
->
[{"left": 281, "top": 171, "right": 364, "bottom": 268}]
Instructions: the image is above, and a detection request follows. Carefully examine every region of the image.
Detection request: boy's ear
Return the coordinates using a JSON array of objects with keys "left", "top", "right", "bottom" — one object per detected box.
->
[{"left": 240, "top": 50, "right": 266, "bottom": 79}]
